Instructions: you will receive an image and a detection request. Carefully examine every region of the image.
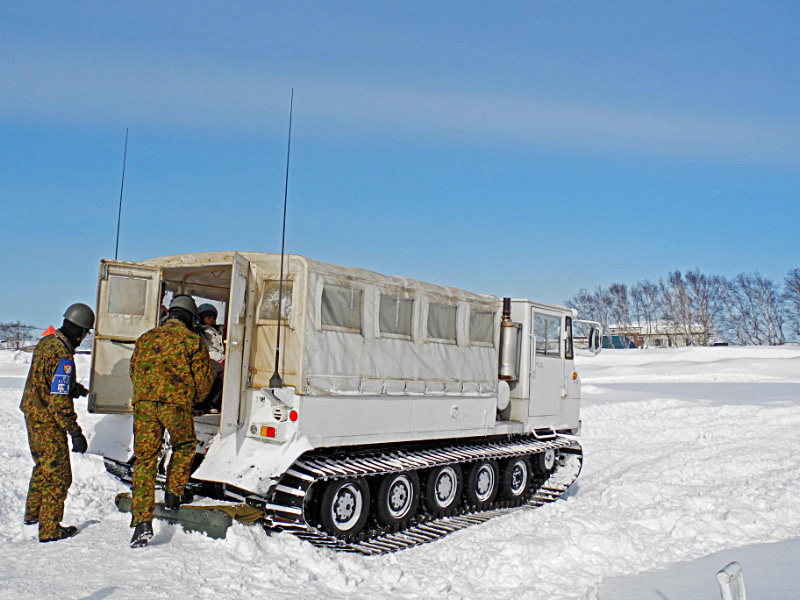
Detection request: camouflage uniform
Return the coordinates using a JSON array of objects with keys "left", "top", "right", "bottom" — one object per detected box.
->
[
  {"left": 129, "top": 318, "right": 212, "bottom": 526},
  {"left": 19, "top": 331, "right": 83, "bottom": 541}
]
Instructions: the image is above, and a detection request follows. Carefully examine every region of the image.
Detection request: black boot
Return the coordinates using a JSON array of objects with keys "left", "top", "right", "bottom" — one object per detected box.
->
[
  {"left": 164, "top": 490, "right": 194, "bottom": 511},
  {"left": 40, "top": 524, "right": 78, "bottom": 543},
  {"left": 23, "top": 516, "right": 38, "bottom": 525},
  {"left": 130, "top": 521, "right": 153, "bottom": 548}
]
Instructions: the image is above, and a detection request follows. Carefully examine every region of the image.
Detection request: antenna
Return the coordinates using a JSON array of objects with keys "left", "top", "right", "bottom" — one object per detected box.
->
[
  {"left": 270, "top": 89, "right": 294, "bottom": 389},
  {"left": 114, "top": 127, "right": 129, "bottom": 260}
]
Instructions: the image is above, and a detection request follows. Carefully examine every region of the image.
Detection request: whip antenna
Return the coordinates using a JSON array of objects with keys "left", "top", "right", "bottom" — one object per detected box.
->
[
  {"left": 114, "top": 127, "right": 129, "bottom": 260},
  {"left": 270, "top": 89, "right": 294, "bottom": 388}
]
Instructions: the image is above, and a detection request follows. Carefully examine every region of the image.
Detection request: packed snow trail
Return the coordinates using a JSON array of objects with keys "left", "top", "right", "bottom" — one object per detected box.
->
[{"left": 0, "top": 347, "right": 799, "bottom": 599}]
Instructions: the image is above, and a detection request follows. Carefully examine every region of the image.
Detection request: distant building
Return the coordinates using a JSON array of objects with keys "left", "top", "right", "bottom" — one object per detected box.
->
[{"left": 608, "top": 320, "right": 708, "bottom": 348}]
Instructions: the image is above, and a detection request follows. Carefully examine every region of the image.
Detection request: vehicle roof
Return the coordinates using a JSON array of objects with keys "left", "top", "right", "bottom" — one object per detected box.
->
[{"left": 140, "top": 251, "right": 499, "bottom": 305}]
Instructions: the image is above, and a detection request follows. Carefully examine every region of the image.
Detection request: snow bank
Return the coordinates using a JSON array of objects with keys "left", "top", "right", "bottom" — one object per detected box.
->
[
  {"left": 0, "top": 347, "right": 798, "bottom": 599},
  {"left": 579, "top": 345, "right": 800, "bottom": 383}
]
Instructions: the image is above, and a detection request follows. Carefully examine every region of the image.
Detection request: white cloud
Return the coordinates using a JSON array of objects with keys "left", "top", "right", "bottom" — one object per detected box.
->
[{"left": 2, "top": 43, "right": 799, "bottom": 167}]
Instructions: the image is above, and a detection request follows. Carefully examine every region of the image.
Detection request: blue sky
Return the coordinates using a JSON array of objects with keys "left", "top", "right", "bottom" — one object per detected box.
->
[{"left": 2, "top": 1, "right": 799, "bottom": 328}]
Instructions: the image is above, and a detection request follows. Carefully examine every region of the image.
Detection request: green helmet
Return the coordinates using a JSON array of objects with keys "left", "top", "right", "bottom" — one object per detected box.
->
[
  {"left": 169, "top": 295, "right": 199, "bottom": 318},
  {"left": 197, "top": 303, "right": 217, "bottom": 318},
  {"left": 63, "top": 303, "right": 95, "bottom": 330}
]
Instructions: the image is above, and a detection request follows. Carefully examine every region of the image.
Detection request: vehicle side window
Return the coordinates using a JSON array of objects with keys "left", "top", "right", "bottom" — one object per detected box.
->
[
  {"left": 534, "top": 314, "right": 561, "bottom": 357},
  {"left": 107, "top": 275, "right": 148, "bottom": 316},
  {"left": 469, "top": 309, "right": 495, "bottom": 346},
  {"left": 565, "top": 317, "right": 574, "bottom": 359},
  {"left": 427, "top": 302, "right": 457, "bottom": 343},
  {"left": 379, "top": 295, "right": 413, "bottom": 339},
  {"left": 321, "top": 283, "right": 362, "bottom": 333},
  {"left": 259, "top": 280, "right": 293, "bottom": 321}
]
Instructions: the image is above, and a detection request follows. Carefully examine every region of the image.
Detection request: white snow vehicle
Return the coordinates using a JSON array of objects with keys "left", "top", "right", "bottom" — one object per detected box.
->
[{"left": 88, "top": 252, "right": 600, "bottom": 553}]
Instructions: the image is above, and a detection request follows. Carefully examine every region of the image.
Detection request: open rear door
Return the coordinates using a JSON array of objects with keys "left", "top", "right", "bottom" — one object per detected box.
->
[
  {"left": 220, "top": 253, "right": 254, "bottom": 436},
  {"left": 89, "top": 260, "right": 162, "bottom": 414}
]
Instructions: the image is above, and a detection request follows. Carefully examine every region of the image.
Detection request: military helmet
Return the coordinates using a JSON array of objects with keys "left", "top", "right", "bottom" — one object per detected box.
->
[
  {"left": 197, "top": 303, "right": 218, "bottom": 318},
  {"left": 63, "top": 303, "right": 95, "bottom": 330},
  {"left": 169, "top": 295, "right": 200, "bottom": 318}
]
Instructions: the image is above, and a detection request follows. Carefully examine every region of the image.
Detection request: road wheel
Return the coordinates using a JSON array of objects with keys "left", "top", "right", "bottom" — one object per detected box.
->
[
  {"left": 423, "top": 464, "right": 462, "bottom": 515},
  {"left": 319, "top": 477, "right": 370, "bottom": 537},
  {"left": 500, "top": 456, "right": 530, "bottom": 500},
  {"left": 464, "top": 460, "right": 499, "bottom": 507},
  {"left": 533, "top": 449, "right": 556, "bottom": 476},
  {"left": 375, "top": 471, "right": 420, "bottom": 526}
]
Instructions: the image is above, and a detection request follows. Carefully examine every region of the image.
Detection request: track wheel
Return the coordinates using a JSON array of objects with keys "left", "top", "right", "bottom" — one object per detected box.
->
[
  {"left": 500, "top": 456, "right": 530, "bottom": 500},
  {"left": 424, "top": 464, "right": 462, "bottom": 515},
  {"left": 375, "top": 471, "right": 420, "bottom": 526},
  {"left": 533, "top": 448, "right": 556, "bottom": 475},
  {"left": 464, "top": 460, "right": 499, "bottom": 507},
  {"left": 319, "top": 477, "right": 370, "bottom": 538}
]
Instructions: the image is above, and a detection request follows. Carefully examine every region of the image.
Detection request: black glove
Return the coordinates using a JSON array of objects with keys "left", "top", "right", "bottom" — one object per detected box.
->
[
  {"left": 70, "top": 431, "right": 88, "bottom": 454},
  {"left": 71, "top": 383, "right": 89, "bottom": 398}
]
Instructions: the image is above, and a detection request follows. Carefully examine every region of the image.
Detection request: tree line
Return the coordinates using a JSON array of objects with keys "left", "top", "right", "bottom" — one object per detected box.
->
[
  {"left": 0, "top": 321, "right": 37, "bottom": 350},
  {"left": 567, "top": 268, "right": 800, "bottom": 346}
]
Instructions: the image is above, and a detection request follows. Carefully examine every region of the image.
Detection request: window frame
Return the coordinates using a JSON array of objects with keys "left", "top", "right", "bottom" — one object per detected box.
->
[
  {"left": 377, "top": 293, "right": 415, "bottom": 341},
  {"left": 467, "top": 307, "right": 496, "bottom": 347},
  {"left": 319, "top": 281, "right": 363, "bottom": 335},
  {"left": 257, "top": 278, "right": 294, "bottom": 326},
  {"left": 425, "top": 300, "right": 458, "bottom": 345},
  {"left": 564, "top": 316, "right": 574, "bottom": 359},
  {"left": 534, "top": 313, "right": 562, "bottom": 358}
]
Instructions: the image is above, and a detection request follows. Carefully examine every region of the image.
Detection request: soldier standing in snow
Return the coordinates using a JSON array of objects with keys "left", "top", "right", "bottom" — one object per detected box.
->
[
  {"left": 20, "top": 303, "right": 94, "bottom": 543},
  {"left": 128, "top": 295, "right": 212, "bottom": 548}
]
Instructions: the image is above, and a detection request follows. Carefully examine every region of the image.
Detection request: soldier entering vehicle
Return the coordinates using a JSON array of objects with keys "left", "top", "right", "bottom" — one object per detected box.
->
[
  {"left": 128, "top": 295, "right": 213, "bottom": 548},
  {"left": 20, "top": 302, "right": 94, "bottom": 543},
  {"left": 194, "top": 303, "right": 224, "bottom": 414}
]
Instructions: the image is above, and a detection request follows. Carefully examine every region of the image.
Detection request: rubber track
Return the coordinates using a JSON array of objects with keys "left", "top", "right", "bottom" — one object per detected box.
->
[{"left": 250, "top": 435, "right": 583, "bottom": 555}]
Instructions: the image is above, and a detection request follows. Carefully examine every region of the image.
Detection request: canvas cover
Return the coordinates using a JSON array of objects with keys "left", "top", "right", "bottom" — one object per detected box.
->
[{"left": 142, "top": 252, "right": 502, "bottom": 397}]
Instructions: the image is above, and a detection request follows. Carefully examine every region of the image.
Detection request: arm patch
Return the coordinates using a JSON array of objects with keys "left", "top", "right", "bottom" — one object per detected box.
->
[{"left": 50, "top": 357, "right": 75, "bottom": 395}]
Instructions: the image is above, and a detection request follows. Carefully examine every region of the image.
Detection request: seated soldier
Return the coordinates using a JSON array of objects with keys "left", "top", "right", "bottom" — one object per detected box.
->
[{"left": 195, "top": 303, "right": 224, "bottom": 414}]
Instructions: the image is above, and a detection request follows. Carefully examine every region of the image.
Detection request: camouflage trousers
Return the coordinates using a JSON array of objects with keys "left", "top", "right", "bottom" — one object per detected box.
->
[
  {"left": 24, "top": 414, "right": 72, "bottom": 540},
  {"left": 131, "top": 400, "right": 196, "bottom": 526}
]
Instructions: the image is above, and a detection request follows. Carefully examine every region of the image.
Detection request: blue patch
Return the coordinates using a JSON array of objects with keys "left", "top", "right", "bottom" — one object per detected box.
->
[{"left": 50, "top": 357, "right": 74, "bottom": 395}]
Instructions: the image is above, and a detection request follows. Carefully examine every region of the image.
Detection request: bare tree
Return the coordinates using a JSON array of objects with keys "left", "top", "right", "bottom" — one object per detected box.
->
[
  {"left": 784, "top": 268, "right": 800, "bottom": 337},
  {"left": 607, "top": 283, "right": 634, "bottom": 344},
  {"left": 718, "top": 273, "right": 786, "bottom": 345},
  {"left": 630, "top": 280, "right": 663, "bottom": 341},
  {"left": 566, "top": 286, "right": 614, "bottom": 336},
  {"left": 0, "top": 321, "right": 36, "bottom": 350},
  {"left": 683, "top": 270, "right": 724, "bottom": 345},
  {"left": 566, "top": 288, "right": 595, "bottom": 321},
  {"left": 660, "top": 272, "right": 694, "bottom": 345}
]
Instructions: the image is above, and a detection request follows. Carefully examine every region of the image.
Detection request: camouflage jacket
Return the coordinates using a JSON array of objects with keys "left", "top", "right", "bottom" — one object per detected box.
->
[
  {"left": 19, "top": 330, "right": 82, "bottom": 434},
  {"left": 130, "top": 318, "right": 213, "bottom": 407}
]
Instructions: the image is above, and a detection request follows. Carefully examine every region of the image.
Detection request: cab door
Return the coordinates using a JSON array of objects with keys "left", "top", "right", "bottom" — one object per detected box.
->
[
  {"left": 528, "top": 309, "right": 565, "bottom": 417},
  {"left": 89, "top": 260, "right": 162, "bottom": 414}
]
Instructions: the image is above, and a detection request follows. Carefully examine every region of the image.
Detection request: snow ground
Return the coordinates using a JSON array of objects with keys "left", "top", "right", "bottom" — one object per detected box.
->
[{"left": 0, "top": 346, "right": 798, "bottom": 599}]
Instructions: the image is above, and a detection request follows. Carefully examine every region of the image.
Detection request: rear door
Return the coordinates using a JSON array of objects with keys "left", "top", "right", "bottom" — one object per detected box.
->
[
  {"left": 89, "top": 260, "right": 161, "bottom": 414},
  {"left": 220, "top": 253, "right": 253, "bottom": 436},
  {"left": 528, "top": 309, "right": 565, "bottom": 417}
]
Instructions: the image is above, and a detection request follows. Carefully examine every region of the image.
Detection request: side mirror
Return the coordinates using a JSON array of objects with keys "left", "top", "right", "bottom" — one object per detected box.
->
[{"left": 589, "top": 327, "right": 601, "bottom": 354}]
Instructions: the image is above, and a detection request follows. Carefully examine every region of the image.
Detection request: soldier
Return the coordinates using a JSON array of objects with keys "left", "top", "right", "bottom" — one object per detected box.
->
[
  {"left": 128, "top": 295, "right": 212, "bottom": 548},
  {"left": 20, "top": 302, "right": 94, "bottom": 543},
  {"left": 194, "top": 303, "right": 225, "bottom": 414}
]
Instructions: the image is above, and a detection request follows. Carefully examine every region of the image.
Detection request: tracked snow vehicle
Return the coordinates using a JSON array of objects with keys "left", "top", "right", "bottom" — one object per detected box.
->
[{"left": 88, "top": 252, "right": 600, "bottom": 553}]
